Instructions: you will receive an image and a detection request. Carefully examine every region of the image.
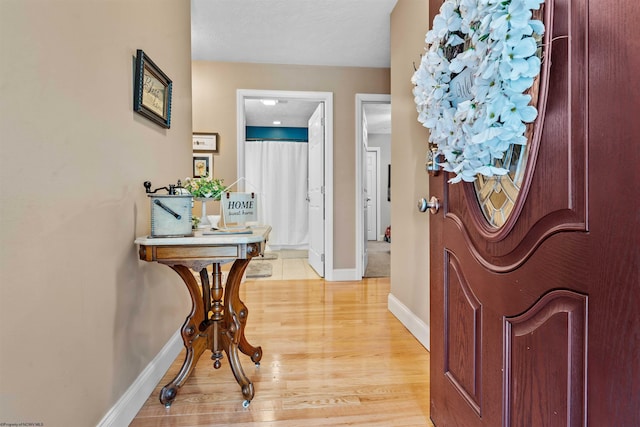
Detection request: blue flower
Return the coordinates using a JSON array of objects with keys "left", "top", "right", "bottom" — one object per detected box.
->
[
  {"left": 432, "top": 0, "right": 462, "bottom": 38},
  {"left": 500, "top": 93, "right": 538, "bottom": 125},
  {"left": 412, "top": 0, "right": 545, "bottom": 183}
]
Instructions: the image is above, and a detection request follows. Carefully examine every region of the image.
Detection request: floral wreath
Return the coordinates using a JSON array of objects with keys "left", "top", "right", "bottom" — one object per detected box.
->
[{"left": 412, "top": 0, "right": 545, "bottom": 183}]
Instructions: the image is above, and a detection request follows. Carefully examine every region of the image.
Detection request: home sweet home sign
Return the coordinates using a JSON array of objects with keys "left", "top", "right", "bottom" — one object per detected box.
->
[{"left": 221, "top": 192, "right": 258, "bottom": 227}]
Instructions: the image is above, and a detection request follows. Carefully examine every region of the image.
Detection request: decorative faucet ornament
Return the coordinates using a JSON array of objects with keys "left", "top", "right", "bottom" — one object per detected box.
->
[
  {"left": 412, "top": 0, "right": 545, "bottom": 183},
  {"left": 144, "top": 180, "right": 194, "bottom": 237}
]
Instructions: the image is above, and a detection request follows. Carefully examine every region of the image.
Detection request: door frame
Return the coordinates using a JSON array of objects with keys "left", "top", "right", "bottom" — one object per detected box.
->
[
  {"left": 236, "top": 89, "right": 335, "bottom": 280},
  {"left": 355, "top": 93, "right": 390, "bottom": 278}
]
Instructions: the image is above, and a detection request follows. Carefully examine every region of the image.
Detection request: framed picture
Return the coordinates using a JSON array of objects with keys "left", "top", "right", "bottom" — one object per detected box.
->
[
  {"left": 192, "top": 132, "right": 218, "bottom": 153},
  {"left": 193, "top": 153, "right": 212, "bottom": 178},
  {"left": 133, "top": 49, "right": 172, "bottom": 128}
]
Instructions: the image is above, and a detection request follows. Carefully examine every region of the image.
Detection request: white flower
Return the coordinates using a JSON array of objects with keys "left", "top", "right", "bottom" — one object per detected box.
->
[{"left": 412, "top": 0, "right": 544, "bottom": 183}]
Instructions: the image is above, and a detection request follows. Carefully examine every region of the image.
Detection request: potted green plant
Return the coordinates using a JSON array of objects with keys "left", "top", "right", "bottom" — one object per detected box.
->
[
  {"left": 183, "top": 175, "right": 227, "bottom": 228},
  {"left": 183, "top": 174, "right": 226, "bottom": 199}
]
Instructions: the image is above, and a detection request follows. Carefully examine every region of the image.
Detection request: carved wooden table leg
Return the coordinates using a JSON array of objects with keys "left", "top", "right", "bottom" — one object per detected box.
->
[
  {"left": 210, "top": 263, "right": 224, "bottom": 369},
  {"left": 239, "top": 327, "right": 263, "bottom": 365},
  {"left": 236, "top": 244, "right": 263, "bottom": 363},
  {"left": 222, "top": 258, "right": 260, "bottom": 406},
  {"left": 135, "top": 226, "right": 271, "bottom": 408},
  {"left": 159, "top": 264, "right": 210, "bottom": 407},
  {"left": 162, "top": 260, "right": 262, "bottom": 407}
]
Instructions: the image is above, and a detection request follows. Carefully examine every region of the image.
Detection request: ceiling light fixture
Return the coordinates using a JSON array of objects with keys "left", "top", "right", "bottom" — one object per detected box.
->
[
  {"left": 261, "top": 99, "right": 278, "bottom": 106},
  {"left": 272, "top": 121, "right": 281, "bottom": 125}
]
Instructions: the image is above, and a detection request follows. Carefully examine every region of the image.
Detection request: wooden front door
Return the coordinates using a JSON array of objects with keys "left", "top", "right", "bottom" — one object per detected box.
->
[{"left": 428, "top": 0, "right": 639, "bottom": 426}]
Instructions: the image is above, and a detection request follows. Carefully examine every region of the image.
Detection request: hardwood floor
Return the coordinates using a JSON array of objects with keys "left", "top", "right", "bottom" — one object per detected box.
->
[{"left": 131, "top": 277, "right": 433, "bottom": 426}]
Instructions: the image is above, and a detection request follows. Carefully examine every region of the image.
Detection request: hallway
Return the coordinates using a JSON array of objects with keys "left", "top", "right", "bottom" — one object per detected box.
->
[
  {"left": 131, "top": 277, "right": 433, "bottom": 426},
  {"left": 245, "top": 240, "right": 391, "bottom": 281},
  {"left": 364, "top": 240, "right": 391, "bottom": 278}
]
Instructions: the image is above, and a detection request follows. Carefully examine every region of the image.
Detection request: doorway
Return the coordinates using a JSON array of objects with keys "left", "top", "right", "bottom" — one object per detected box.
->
[
  {"left": 355, "top": 93, "right": 391, "bottom": 278},
  {"left": 236, "top": 89, "right": 335, "bottom": 280}
]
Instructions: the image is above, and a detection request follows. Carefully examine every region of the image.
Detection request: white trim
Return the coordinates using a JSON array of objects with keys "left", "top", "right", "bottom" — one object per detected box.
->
[
  {"left": 97, "top": 330, "right": 182, "bottom": 427},
  {"left": 388, "top": 293, "right": 431, "bottom": 351},
  {"left": 237, "top": 89, "right": 335, "bottom": 281},
  {"left": 355, "top": 94, "right": 391, "bottom": 278},
  {"left": 330, "top": 268, "right": 360, "bottom": 281}
]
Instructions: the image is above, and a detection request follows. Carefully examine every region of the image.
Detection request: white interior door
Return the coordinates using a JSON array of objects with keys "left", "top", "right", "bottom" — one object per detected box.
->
[
  {"left": 362, "top": 112, "right": 369, "bottom": 272},
  {"left": 366, "top": 149, "right": 378, "bottom": 241},
  {"left": 307, "top": 104, "right": 324, "bottom": 277}
]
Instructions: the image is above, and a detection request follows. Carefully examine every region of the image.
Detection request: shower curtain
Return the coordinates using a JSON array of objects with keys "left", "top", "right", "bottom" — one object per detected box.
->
[{"left": 245, "top": 140, "right": 309, "bottom": 249}]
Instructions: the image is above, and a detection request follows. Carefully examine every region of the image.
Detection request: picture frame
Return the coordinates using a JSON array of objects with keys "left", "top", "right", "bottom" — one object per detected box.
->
[
  {"left": 133, "top": 49, "right": 172, "bottom": 128},
  {"left": 193, "top": 153, "right": 213, "bottom": 178},
  {"left": 192, "top": 132, "right": 219, "bottom": 153}
]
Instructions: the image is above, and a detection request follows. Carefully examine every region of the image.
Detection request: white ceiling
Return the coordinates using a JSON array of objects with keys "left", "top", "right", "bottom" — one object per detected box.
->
[
  {"left": 192, "top": 0, "right": 398, "bottom": 68},
  {"left": 191, "top": 0, "right": 396, "bottom": 134}
]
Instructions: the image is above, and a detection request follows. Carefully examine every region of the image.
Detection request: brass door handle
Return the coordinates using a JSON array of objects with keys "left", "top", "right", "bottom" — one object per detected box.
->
[{"left": 417, "top": 196, "right": 440, "bottom": 214}]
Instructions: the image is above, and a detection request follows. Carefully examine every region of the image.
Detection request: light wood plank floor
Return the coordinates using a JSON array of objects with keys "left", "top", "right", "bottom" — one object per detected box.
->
[{"left": 131, "top": 277, "right": 433, "bottom": 426}]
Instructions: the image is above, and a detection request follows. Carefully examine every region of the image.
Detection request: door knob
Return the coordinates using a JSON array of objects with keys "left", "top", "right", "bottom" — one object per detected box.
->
[{"left": 417, "top": 196, "right": 440, "bottom": 214}]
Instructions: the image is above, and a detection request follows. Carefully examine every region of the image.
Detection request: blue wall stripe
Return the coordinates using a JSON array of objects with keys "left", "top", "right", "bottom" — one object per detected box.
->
[{"left": 246, "top": 126, "right": 308, "bottom": 142}]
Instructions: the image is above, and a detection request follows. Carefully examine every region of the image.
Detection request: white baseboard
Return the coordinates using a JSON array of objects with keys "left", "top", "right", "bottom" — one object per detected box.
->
[
  {"left": 387, "top": 293, "right": 430, "bottom": 351},
  {"left": 327, "top": 268, "right": 359, "bottom": 281},
  {"left": 97, "top": 329, "right": 183, "bottom": 427}
]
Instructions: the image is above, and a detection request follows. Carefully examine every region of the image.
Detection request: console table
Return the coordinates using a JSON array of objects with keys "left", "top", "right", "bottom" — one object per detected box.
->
[{"left": 134, "top": 226, "right": 271, "bottom": 408}]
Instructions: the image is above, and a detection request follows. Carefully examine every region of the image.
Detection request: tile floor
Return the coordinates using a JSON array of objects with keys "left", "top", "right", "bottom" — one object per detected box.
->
[{"left": 249, "top": 250, "right": 321, "bottom": 281}]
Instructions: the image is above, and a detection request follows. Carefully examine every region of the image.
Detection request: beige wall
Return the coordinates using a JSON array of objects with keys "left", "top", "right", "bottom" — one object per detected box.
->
[
  {"left": 0, "top": 1, "right": 192, "bottom": 425},
  {"left": 390, "top": 1, "right": 432, "bottom": 332},
  {"left": 191, "top": 62, "right": 390, "bottom": 269}
]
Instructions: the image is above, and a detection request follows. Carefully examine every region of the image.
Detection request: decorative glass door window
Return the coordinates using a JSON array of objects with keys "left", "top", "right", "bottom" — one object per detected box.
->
[{"left": 473, "top": 143, "right": 529, "bottom": 228}]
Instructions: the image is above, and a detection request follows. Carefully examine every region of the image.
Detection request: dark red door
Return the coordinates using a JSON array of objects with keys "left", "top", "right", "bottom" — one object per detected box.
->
[{"left": 428, "top": 0, "right": 640, "bottom": 426}]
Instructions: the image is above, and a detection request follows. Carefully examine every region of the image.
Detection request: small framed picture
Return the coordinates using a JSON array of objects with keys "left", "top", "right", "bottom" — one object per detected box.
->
[
  {"left": 192, "top": 132, "right": 218, "bottom": 153},
  {"left": 193, "top": 153, "right": 212, "bottom": 178},
  {"left": 133, "top": 49, "right": 172, "bottom": 128}
]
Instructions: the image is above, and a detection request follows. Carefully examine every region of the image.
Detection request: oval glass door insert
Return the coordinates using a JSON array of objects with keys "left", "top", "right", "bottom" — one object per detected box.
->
[{"left": 473, "top": 143, "right": 529, "bottom": 228}]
